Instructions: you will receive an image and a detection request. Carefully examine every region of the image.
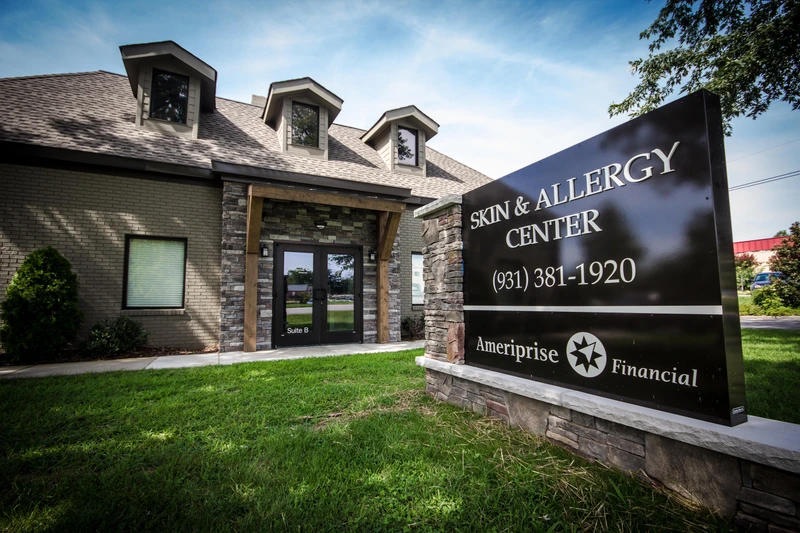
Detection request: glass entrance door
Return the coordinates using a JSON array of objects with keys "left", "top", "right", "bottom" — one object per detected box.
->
[{"left": 274, "top": 244, "right": 362, "bottom": 347}]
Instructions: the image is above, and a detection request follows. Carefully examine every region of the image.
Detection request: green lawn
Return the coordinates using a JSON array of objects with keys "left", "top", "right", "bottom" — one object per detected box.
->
[
  {"left": 741, "top": 329, "right": 800, "bottom": 424},
  {"left": 0, "top": 349, "right": 732, "bottom": 532}
]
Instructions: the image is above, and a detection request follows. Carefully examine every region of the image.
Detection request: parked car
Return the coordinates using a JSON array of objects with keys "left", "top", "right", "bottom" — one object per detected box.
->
[{"left": 750, "top": 271, "right": 784, "bottom": 291}]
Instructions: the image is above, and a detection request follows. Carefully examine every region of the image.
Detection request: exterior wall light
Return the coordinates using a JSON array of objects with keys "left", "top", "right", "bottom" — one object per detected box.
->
[
  {"left": 315, "top": 220, "right": 327, "bottom": 230},
  {"left": 368, "top": 249, "right": 377, "bottom": 262},
  {"left": 260, "top": 243, "right": 269, "bottom": 257}
]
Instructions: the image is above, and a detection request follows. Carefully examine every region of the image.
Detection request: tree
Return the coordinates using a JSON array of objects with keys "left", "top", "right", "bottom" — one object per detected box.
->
[
  {"left": 768, "top": 221, "right": 800, "bottom": 307},
  {"left": 770, "top": 221, "right": 800, "bottom": 279},
  {"left": 286, "top": 268, "right": 313, "bottom": 285},
  {"left": 0, "top": 247, "right": 83, "bottom": 363},
  {"left": 735, "top": 252, "right": 757, "bottom": 291},
  {"left": 609, "top": 0, "right": 800, "bottom": 133},
  {"left": 775, "top": 229, "right": 788, "bottom": 237}
]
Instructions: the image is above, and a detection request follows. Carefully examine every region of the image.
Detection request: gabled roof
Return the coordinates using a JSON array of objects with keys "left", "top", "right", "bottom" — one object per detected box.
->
[
  {"left": 263, "top": 77, "right": 343, "bottom": 127},
  {"left": 361, "top": 105, "right": 439, "bottom": 146},
  {"left": 119, "top": 41, "right": 218, "bottom": 112},
  {"left": 0, "top": 71, "right": 491, "bottom": 200}
]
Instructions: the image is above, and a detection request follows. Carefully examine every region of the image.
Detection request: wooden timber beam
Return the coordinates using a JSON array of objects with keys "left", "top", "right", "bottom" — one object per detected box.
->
[
  {"left": 378, "top": 211, "right": 402, "bottom": 261},
  {"left": 244, "top": 194, "right": 264, "bottom": 353},
  {"left": 249, "top": 184, "right": 405, "bottom": 213},
  {"left": 376, "top": 211, "right": 402, "bottom": 343}
]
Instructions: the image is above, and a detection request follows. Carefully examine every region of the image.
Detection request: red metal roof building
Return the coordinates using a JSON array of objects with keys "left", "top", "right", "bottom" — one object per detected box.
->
[{"left": 733, "top": 237, "right": 787, "bottom": 254}]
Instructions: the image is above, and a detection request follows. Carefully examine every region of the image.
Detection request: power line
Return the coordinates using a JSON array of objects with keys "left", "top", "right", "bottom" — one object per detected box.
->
[
  {"left": 729, "top": 169, "right": 800, "bottom": 191},
  {"left": 727, "top": 137, "right": 800, "bottom": 163}
]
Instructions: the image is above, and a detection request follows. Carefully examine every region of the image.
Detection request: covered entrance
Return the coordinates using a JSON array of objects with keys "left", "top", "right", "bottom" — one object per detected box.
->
[
  {"left": 236, "top": 180, "right": 407, "bottom": 352},
  {"left": 274, "top": 243, "right": 362, "bottom": 347}
]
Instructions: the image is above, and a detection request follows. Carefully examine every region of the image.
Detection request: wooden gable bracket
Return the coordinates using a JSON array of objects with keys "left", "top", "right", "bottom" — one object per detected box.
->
[{"left": 243, "top": 183, "right": 405, "bottom": 352}]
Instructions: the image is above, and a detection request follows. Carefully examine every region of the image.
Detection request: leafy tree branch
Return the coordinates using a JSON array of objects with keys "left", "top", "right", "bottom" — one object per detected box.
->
[{"left": 610, "top": 0, "right": 799, "bottom": 134}]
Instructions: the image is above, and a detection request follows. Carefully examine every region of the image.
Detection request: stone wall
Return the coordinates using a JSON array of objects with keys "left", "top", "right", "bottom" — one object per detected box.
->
[
  {"left": 0, "top": 163, "right": 222, "bottom": 349},
  {"left": 219, "top": 181, "right": 400, "bottom": 352},
  {"left": 415, "top": 196, "right": 465, "bottom": 362},
  {"left": 415, "top": 193, "right": 800, "bottom": 532},
  {"left": 424, "top": 368, "right": 800, "bottom": 530}
]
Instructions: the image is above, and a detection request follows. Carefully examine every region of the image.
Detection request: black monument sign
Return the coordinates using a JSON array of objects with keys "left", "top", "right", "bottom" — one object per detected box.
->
[{"left": 462, "top": 91, "right": 746, "bottom": 426}]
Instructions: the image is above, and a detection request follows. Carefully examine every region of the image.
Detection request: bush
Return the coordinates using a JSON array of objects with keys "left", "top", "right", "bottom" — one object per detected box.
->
[
  {"left": 752, "top": 286, "right": 797, "bottom": 316},
  {"left": 0, "top": 247, "right": 82, "bottom": 363},
  {"left": 769, "top": 279, "right": 800, "bottom": 308},
  {"left": 401, "top": 315, "right": 425, "bottom": 341},
  {"left": 83, "top": 316, "right": 149, "bottom": 358},
  {"left": 738, "top": 296, "right": 761, "bottom": 316}
]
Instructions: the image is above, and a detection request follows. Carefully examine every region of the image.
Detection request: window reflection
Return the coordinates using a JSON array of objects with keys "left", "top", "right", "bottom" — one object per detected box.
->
[
  {"left": 284, "top": 252, "right": 314, "bottom": 334},
  {"left": 150, "top": 69, "right": 189, "bottom": 124},
  {"left": 397, "top": 127, "right": 418, "bottom": 166},
  {"left": 292, "top": 102, "right": 319, "bottom": 147},
  {"left": 327, "top": 253, "right": 355, "bottom": 332},
  {"left": 411, "top": 253, "right": 424, "bottom": 305}
]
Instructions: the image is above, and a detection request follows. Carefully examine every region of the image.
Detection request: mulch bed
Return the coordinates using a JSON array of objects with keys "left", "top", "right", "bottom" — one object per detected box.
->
[{"left": 0, "top": 345, "right": 219, "bottom": 367}]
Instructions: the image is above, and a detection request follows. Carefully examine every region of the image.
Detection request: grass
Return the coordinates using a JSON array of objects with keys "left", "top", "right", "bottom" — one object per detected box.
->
[
  {"left": 741, "top": 329, "right": 800, "bottom": 424},
  {"left": 0, "top": 349, "right": 733, "bottom": 532},
  {"left": 287, "top": 310, "right": 354, "bottom": 331}
]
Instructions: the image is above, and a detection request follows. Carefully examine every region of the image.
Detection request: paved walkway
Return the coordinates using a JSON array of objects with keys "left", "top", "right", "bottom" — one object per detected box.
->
[
  {"left": 740, "top": 316, "right": 800, "bottom": 330},
  {"left": 0, "top": 340, "right": 426, "bottom": 380}
]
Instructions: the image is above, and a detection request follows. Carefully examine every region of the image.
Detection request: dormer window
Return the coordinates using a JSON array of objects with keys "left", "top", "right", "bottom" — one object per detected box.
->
[
  {"left": 262, "top": 78, "right": 343, "bottom": 161},
  {"left": 292, "top": 102, "right": 320, "bottom": 147},
  {"left": 397, "top": 127, "right": 418, "bottom": 166},
  {"left": 150, "top": 69, "right": 190, "bottom": 124},
  {"left": 120, "top": 41, "right": 218, "bottom": 140},
  {"left": 361, "top": 106, "right": 439, "bottom": 177}
]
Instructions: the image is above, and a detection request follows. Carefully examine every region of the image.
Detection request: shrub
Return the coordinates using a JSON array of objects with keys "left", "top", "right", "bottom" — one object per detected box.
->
[
  {"left": 83, "top": 316, "right": 149, "bottom": 358},
  {"left": 752, "top": 286, "right": 796, "bottom": 316},
  {"left": 0, "top": 247, "right": 82, "bottom": 363},
  {"left": 738, "top": 296, "right": 761, "bottom": 316},
  {"left": 401, "top": 315, "right": 425, "bottom": 341},
  {"left": 769, "top": 279, "right": 800, "bottom": 309}
]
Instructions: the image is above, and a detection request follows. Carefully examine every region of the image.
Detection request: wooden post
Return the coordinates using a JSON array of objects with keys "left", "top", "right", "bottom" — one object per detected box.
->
[
  {"left": 244, "top": 191, "right": 263, "bottom": 353},
  {"left": 376, "top": 211, "right": 402, "bottom": 343}
]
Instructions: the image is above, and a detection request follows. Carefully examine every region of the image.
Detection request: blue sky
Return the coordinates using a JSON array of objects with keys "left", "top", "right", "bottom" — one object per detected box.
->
[{"left": 1, "top": 0, "right": 797, "bottom": 241}]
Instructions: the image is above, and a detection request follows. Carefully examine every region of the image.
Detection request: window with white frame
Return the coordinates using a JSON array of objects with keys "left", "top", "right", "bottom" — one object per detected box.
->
[
  {"left": 124, "top": 236, "right": 187, "bottom": 308},
  {"left": 412, "top": 252, "right": 424, "bottom": 305}
]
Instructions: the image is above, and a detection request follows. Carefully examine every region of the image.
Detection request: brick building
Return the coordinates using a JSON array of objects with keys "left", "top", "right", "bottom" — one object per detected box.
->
[{"left": 0, "top": 41, "right": 491, "bottom": 352}]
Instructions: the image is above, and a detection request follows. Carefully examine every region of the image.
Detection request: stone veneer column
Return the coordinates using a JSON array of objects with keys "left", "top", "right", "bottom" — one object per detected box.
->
[
  {"left": 220, "top": 182, "right": 248, "bottom": 352},
  {"left": 413, "top": 194, "right": 465, "bottom": 363}
]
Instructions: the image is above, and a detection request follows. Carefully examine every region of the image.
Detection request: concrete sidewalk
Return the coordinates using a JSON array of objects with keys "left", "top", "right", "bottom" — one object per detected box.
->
[{"left": 0, "top": 340, "right": 425, "bottom": 380}]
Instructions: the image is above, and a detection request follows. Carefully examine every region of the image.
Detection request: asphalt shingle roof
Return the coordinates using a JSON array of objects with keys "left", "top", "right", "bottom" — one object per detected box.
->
[{"left": 0, "top": 71, "right": 492, "bottom": 198}]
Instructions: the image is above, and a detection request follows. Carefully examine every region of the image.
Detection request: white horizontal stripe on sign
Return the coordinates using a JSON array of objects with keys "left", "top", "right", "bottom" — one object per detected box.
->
[{"left": 463, "top": 305, "right": 723, "bottom": 315}]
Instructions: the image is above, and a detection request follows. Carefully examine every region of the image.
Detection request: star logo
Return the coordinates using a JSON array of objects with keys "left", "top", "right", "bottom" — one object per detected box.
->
[{"left": 566, "top": 332, "right": 607, "bottom": 378}]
